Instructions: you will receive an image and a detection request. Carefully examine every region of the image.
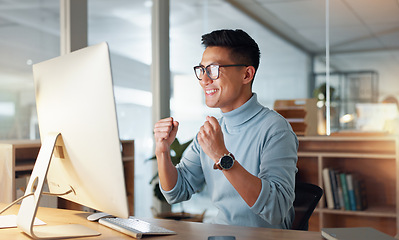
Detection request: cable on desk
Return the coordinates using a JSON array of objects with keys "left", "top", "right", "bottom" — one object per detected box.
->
[
  {"left": 0, "top": 189, "right": 73, "bottom": 215},
  {"left": 0, "top": 193, "right": 34, "bottom": 215}
]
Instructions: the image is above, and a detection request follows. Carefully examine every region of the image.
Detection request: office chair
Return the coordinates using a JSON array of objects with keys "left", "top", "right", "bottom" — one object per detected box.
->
[{"left": 291, "top": 182, "right": 323, "bottom": 231}]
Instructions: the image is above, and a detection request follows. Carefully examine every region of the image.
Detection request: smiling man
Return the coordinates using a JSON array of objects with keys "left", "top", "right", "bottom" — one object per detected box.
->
[{"left": 153, "top": 29, "right": 298, "bottom": 229}]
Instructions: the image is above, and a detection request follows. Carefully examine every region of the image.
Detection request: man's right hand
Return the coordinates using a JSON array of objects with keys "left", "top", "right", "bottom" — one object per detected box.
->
[
  {"left": 153, "top": 117, "right": 179, "bottom": 191},
  {"left": 153, "top": 117, "right": 179, "bottom": 155}
]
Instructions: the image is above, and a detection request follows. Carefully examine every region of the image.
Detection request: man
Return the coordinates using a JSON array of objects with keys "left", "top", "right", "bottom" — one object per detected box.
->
[{"left": 153, "top": 29, "right": 298, "bottom": 229}]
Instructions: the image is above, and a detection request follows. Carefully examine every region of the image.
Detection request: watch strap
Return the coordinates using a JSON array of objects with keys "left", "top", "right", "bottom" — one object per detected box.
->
[{"left": 213, "top": 162, "right": 223, "bottom": 170}]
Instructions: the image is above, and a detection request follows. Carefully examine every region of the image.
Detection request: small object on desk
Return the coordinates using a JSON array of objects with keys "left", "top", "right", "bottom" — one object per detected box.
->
[
  {"left": 98, "top": 217, "right": 176, "bottom": 239},
  {"left": 321, "top": 227, "right": 395, "bottom": 240},
  {"left": 208, "top": 236, "right": 236, "bottom": 240},
  {"left": 87, "top": 212, "right": 114, "bottom": 221}
]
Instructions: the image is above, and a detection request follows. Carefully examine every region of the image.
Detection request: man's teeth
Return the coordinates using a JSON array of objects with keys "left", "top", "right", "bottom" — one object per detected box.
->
[{"left": 206, "top": 89, "right": 217, "bottom": 94}]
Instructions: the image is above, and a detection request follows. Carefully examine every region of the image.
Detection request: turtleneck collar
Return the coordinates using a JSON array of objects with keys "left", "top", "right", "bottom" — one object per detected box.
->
[{"left": 220, "top": 93, "right": 264, "bottom": 129}]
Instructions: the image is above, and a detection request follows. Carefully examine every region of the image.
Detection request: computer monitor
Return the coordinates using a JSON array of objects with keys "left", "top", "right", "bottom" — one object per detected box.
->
[{"left": 17, "top": 42, "right": 129, "bottom": 239}]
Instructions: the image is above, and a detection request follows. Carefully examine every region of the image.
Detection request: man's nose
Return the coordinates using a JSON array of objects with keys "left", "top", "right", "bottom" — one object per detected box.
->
[{"left": 200, "top": 72, "right": 213, "bottom": 84}]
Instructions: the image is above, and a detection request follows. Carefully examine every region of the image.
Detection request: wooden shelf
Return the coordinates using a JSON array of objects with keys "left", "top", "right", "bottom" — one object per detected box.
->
[
  {"left": 317, "top": 206, "right": 396, "bottom": 218},
  {"left": 14, "top": 161, "right": 35, "bottom": 172},
  {"left": 297, "top": 136, "right": 399, "bottom": 236},
  {"left": 122, "top": 156, "right": 135, "bottom": 162},
  {"left": 299, "top": 152, "right": 396, "bottom": 159},
  {"left": 274, "top": 99, "right": 318, "bottom": 136},
  {"left": 0, "top": 139, "right": 135, "bottom": 216}
]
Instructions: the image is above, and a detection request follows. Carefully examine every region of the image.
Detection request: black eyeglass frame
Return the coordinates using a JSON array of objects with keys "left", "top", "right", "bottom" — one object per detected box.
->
[{"left": 193, "top": 64, "right": 248, "bottom": 81}]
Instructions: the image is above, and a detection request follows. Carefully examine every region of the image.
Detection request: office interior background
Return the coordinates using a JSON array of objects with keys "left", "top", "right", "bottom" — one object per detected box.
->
[{"left": 0, "top": 0, "right": 399, "bottom": 220}]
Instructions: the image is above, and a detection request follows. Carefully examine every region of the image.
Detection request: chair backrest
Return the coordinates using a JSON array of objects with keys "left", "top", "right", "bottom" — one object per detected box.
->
[{"left": 291, "top": 182, "right": 323, "bottom": 231}]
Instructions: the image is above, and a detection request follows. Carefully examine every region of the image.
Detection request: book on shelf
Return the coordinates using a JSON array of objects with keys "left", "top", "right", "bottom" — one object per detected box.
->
[
  {"left": 329, "top": 169, "right": 340, "bottom": 209},
  {"left": 353, "top": 177, "right": 368, "bottom": 211},
  {"left": 322, "top": 169, "right": 367, "bottom": 211},
  {"left": 322, "top": 168, "right": 334, "bottom": 209},
  {"left": 346, "top": 173, "right": 357, "bottom": 211},
  {"left": 339, "top": 173, "right": 351, "bottom": 210},
  {"left": 335, "top": 171, "right": 345, "bottom": 210}
]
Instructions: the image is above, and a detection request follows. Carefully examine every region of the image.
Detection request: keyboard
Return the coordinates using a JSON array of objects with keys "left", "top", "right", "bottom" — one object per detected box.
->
[{"left": 98, "top": 217, "right": 176, "bottom": 239}]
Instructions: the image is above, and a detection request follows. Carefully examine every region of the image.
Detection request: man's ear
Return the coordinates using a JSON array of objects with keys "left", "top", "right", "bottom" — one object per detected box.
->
[{"left": 243, "top": 66, "right": 255, "bottom": 85}]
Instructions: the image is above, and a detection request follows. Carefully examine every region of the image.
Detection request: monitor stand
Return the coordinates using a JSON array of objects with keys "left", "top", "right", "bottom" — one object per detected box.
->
[{"left": 17, "top": 133, "right": 100, "bottom": 239}]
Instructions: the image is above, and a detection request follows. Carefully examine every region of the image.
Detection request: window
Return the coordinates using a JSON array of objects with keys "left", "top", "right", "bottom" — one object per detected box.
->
[
  {"left": 0, "top": 0, "right": 59, "bottom": 140},
  {"left": 88, "top": 0, "right": 153, "bottom": 218}
]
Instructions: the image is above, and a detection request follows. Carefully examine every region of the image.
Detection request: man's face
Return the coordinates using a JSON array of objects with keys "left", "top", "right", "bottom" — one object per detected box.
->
[{"left": 199, "top": 46, "right": 251, "bottom": 113}]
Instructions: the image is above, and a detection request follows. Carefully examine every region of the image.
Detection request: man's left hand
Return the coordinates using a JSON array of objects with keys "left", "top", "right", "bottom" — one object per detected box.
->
[{"left": 197, "top": 116, "right": 228, "bottom": 162}]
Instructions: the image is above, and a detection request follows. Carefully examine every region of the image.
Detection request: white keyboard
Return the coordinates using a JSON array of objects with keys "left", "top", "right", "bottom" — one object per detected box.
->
[{"left": 98, "top": 217, "right": 176, "bottom": 239}]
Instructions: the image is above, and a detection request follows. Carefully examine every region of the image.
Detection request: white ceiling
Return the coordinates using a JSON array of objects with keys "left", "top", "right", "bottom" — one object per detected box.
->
[
  {"left": 228, "top": 0, "right": 399, "bottom": 97},
  {"left": 0, "top": 0, "right": 399, "bottom": 97},
  {"left": 230, "top": 0, "right": 399, "bottom": 54}
]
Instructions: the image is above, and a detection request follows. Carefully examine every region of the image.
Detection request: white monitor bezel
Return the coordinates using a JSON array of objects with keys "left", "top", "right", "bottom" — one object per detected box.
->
[{"left": 17, "top": 42, "right": 129, "bottom": 239}]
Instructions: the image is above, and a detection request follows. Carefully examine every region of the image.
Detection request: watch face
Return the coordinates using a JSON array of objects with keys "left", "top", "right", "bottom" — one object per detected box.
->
[{"left": 220, "top": 155, "right": 234, "bottom": 170}]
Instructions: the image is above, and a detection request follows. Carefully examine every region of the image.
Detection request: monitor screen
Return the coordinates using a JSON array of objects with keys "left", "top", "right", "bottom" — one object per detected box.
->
[
  {"left": 32, "top": 42, "right": 128, "bottom": 218},
  {"left": 33, "top": 43, "right": 128, "bottom": 217},
  {"left": 17, "top": 42, "right": 129, "bottom": 239}
]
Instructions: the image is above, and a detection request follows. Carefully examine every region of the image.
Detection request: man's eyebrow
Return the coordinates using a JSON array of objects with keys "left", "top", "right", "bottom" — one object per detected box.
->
[{"left": 199, "top": 62, "right": 220, "bottom": 66}]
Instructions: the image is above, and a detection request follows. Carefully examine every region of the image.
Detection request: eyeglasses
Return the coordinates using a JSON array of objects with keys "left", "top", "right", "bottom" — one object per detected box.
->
[{"left": 193, "top": 64, "right": 248, "bottom": 81}]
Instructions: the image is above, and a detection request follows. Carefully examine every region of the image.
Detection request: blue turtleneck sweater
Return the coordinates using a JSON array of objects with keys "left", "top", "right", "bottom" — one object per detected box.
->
[{"left": 161, "top": 93, "right": 298, "bottom": 229}]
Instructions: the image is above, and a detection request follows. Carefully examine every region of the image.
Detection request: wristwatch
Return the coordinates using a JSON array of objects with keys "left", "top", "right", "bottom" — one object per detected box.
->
[{"left": 213, "top": 152, "right": 235, "bottom": 171}]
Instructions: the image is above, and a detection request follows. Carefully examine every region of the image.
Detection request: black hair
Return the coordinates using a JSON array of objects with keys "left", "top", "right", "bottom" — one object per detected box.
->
[{"left": 201, "top": 29, "right": 260, "bottom": 81}]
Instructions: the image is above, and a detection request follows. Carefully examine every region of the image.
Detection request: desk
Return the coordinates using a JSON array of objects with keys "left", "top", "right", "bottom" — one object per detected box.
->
[{"left": 1, "top": 204, "right": 323, "bottom": 240}]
